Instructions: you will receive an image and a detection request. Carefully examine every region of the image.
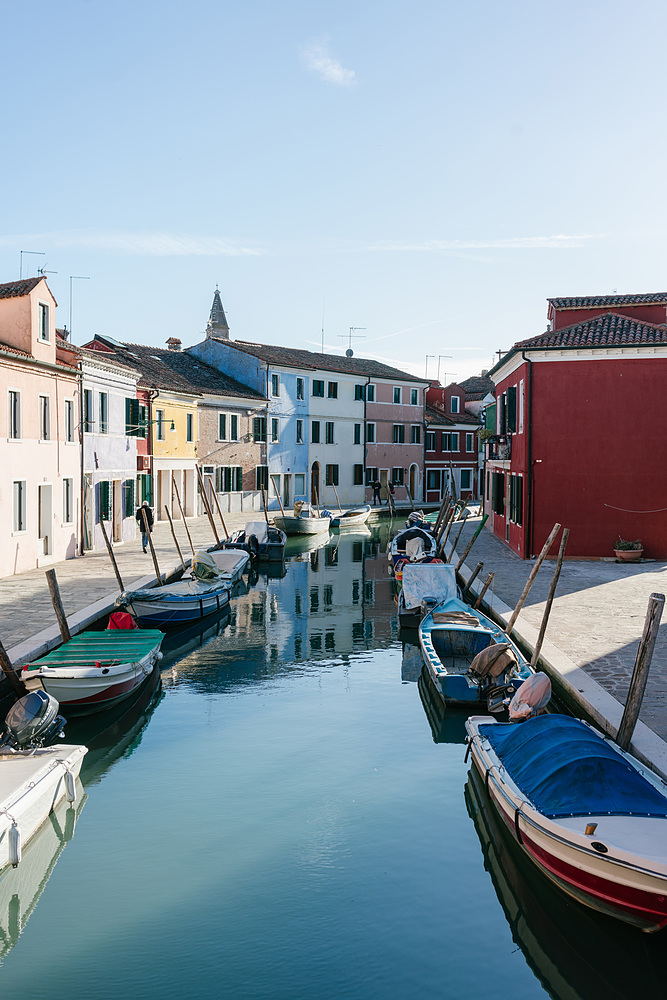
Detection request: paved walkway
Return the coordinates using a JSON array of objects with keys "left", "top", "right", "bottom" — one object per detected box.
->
[{"left": 452, "top": 517, "right": 667, "bottom": 741}]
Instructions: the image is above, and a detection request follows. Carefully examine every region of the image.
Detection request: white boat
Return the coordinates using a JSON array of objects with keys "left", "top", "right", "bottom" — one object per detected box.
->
[
  {"left": 389, "top": 526, "right": 438, "bottom": 567},
  {"left": 23, "top": 630, "right": 165, "bottom": 713},
  {"left": 205, "top": 548, "right": 250, "bottom": 584},
  {"left": 0, "top": 743, "right": 87, "bottom": 878},
  {"left": 328, "top": 504, "right": 372, "bottom": 529},
  {"left": 465, "top": 713, "right": 667, "bottom": 932},
  {"left": 274, "top": 505, "right": 331, "bottom": 536}
]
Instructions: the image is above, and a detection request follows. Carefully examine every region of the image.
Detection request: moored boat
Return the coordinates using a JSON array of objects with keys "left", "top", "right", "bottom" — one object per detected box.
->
[
  {"left": 223, "top": 520, "right": 287, "bottom": 561},
  {"left": 274, "top": 504, "right": 331, "bottom": 536},
  {"left": 117, "top": 551, "right": 231, "bottom": 628},
  {"left": 206, "top": 548, "right": 250, "bottom": 584},
  {"left": 419, "top": 596, "right": 531, "bottom": 709},
  {"left": 328, "top": 504, "right": 372, "bottom": 529},
  {"left": 398, "top": 562, "right": 458, "bottom": 629},
  {"left": 23, "top": 630, "right": 164, "bottom": 712},
  {"left": 389, "top": 526, "right": 438, "bottom": 568},
  {"left": 465, "top": 712, "right": 667, "bottom": 932}
]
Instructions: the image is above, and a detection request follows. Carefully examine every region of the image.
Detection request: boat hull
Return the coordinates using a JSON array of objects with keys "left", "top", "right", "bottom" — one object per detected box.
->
[
  {"left": 274, "top": 515, "right": 330, "bottom": 536},
  {"left": 29, "top": 650, "right": 160, "bottom": 713},
  {"left": 128, "top": 587, "right": 230, "bottom": 627},
  {"left": 330, "top": 505, "right": 372, "bottom": 529},
  {"left": 466, "top": 716, "right": 667, "bottom": 932}
]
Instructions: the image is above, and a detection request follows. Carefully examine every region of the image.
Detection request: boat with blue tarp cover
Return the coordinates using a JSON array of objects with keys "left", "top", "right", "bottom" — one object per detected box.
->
[
  {"left": 465, "top": 713, "right": 667, "bottom": 932},
  {"left": 117, "top": 551, "right": 231, "bottom": 628}
]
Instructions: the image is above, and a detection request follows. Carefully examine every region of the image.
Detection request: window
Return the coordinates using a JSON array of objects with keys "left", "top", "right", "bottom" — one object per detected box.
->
[
  {"left": 509, "top": 474, "right": 523, "bottom": 525},
  {"left": 296, "top": 419, "right": 304, "bottom": 444},
  {"left": 216, "top": 466, "right": 243, "bottom": 492},
  {"left": 84, "top": 390, "right": 94, "bottom": 432},
  {"left": 451, "top": 395, "right": 460, "bottom": 414},
  {"left": 271, "top": 374, "right": 280, "bottom": 397},
  {"left": 311, "top": 420, "right": 320, "bottom": 443},
  {"left": 393, "top": 386, "right": 401, "bottom": 404},
  {"left": 366, "top": 422, "right": 375, "bottom": 443},
  {"left": 426, "top": 431, "right": 436, "bottom": 451},
  {"left": 125, "top": 398, "right": 147, "bottom": 437},
  {"left": 491, "top": 472, "right": 505, "bottom": 515},
  {"left": 354, "top": 423, "right": 361, "bottom": 445},
  {"left": 295, "top": 473, "right": 305, "bottom": 495},
  {"left": 366, "top": 467, "right": 378, "bottom": 485},
  {"left": 98, "top": 480, "right": 112, "bottom": 521},
  {"left": 498, "top": 393, "right": 507, "bottom": 434},
  {"left": 392, "top": 468, "right": 404, "bottom": 485},
  {"left": 153, "top": 409, "right": 164, "bottom": 441},
  {"left": 427, "top": 470, "right": 441, "bottom": 491},
  {"left": 296, "top": 377, "right": 304, "bottom": 400},
  {"left": 410, "top": 424, "right": 421, "bottom": 444},
  {"left": 64, "top": 399, "right": 74, "bottom": 443},
  {"left": 460, "top": 469, "right": 472, "bottom": 491},
  {"left": 253, "top": 417, "right": 267, "bottom": 442},
  {"left": 61, "top": 478, "right": 73, "bottom": 524},
  {"left": 507, "top": 385, "right": 517, "bottom": 433},
  {"left": 325, "top": 464, "right": 339, "bottom": 486},
  {"left": 354, "top": 384, "right": 365, "bottom": 401},
  {"left": 366, "top": 384, "right": 375, "bottom": 401},
  {"left": 186, "top": 413, "right": 194, "bottom": 442},
  {"left": 99, "top": 392, "right": 108, "bottom": 434},
  {"left": 312, "top": 379, "right": 324, "bottom": 397},
  {"left": 411, "top": 388, "right": 418, "bottom": 406},
  {"left": 353, "top": 464, "right": 363, "bottom": 485},
  {"left": 325, "top": 421, "right": 334, "bottom": 444},
  {"left": 218, "top": 413, "right": 226, "bottom": 440},
  {"left": 271, "top": 417, "right": 280, "bottom": 442},
  {"left": 328, "top": 381, "right": 338, "bottom": 399},
  {"left": 392, "top": 424, "right": 405, "bottom": 444},
  {"left": 466, "top": 432, "right": 474, "bottom": 452},
  {"left": 12, "top": 480, "right": 26, "bottom": 532},
  {"left": 442, "top": 432, "right": 459, "bottom": 452},
  {"left": 8, "top": 390, "right": 21, "bottom": 439},
  {"left": 256, "top": 466, "right": 269, "bottom": 491},
  {"left": 123, "top": 478, "right": 135, "bottom": 517},
  {"left": 230, "top": 414, "right": 238, "bottom": 441},
  {"left": 39, "top": 395, "right": 50, "bottom": 441},
  {"left": 38, "top": 303, "right": 49, "bottom": 342}
]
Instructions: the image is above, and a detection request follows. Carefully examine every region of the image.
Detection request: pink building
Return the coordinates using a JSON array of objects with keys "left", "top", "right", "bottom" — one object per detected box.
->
[
  {"left": 364, "top": 375, "right": 427, "bottom": 504},
  {"left": 0, "top": 277, "right": 80, "bottom": 577}
]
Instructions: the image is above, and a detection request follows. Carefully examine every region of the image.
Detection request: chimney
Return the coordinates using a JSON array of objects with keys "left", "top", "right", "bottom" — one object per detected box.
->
[
  {"left": 480, "top": 369, "right": 488, "bottom": 376},
  {"left": 166, "top": 338, "right": 181, "bottom": 352}
]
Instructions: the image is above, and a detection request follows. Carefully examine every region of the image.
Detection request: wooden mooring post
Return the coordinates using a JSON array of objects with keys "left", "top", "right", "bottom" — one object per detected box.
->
[
  {"left": 617, "top": 592, "right": 665, "bottom": 751},
  {"left": 99, "top": 517, "right": 125, "bottom": 591},
  {"left": 0, "top": 639, "right": 26, "bottom": 698},
  {"left": 505, "top": 523, "right": 561, "bottom": 637},
  {"left": 164, "top": 505, "right": 187, "bottom": 572},
  {"left": 455, "top": 514, "right": 488, "bottom": 572},
  {"left": 473, "top": 572, "right": 495, "bottom": 611},
  {"left": 45, "top": 568, "right": 72, "bottom": 643},
  {"left": 209, "top": 486, "right": 230, "bottom": 540},
  {"left": 196, "top": 466, "right": 221, "bottom": 548},
  {"left": 270, "top": 476, "right": 286, "bottom": 518},
  {"left": 462, "top": 562, "right": 484, "bottom": 600},
  {"left": 142, "top": 506, "right": 163, "bottom": 586},
  {"left": 172, "top": 479, "right": 195, "bottom": 556},
  {"left": 530, "top": 528, "right": 569, "bottom": 667}
]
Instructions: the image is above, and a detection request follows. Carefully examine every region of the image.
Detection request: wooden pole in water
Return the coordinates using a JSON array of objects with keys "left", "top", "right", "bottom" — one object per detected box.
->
[
  {"left": 142, "top": 506, "right": 163, "bottom": 585},
  {"left": 270, "top": 476, "right": 285, "bottom": 517},
  {"left": 449, "top": 462, "right": 458, "bottom": 502},
  {"left": 437, "top": 509, "right": 456, "bottom": 558},
  {"left": 209, "top": 486, "right": 229, "bottom": 540},
  {"left": 474, "top": 572, "right": 495, "bottom": 611},
  {"left": 261, "top": 485, "right": 271, "bottom": 523},
  {"left": 196, "top": 466, "right": 221, "bottom": 548},
  {"left": 164, "top": 505, "right": 186, "bottom": 572},
  {"left": 617, "top": 592, "right": 665, "bottom": 751},
  {"left": 313, "top": 483, "right": 320, "bottom": 518},
  {"left": 172, "top": 479, "right": 195, "bottom": 557},
  {"left": 433, "top": 492, "right": 450, "bottom": 534},
  {"left": 405, "top": 484, "right": 415, "bottom": 511},
  {"left": 45, "top": 568, "right": 72, "bottom": 643},
  {"left": 455, "top": 514, "right": 489, "bottom": 572},
  {"left": 446, "top": 517, "right": 467, "bottom": 563},
  {"left": 462, "top": 561, "right": 484, "bottom": 600},
  {"left": 505, "top": 522, "right": 561, "bottom": 637},
  {"left": 98, "top": 517, "right": 124, "bottom": 591},
  {"left": 0, "top": 639, "right": 26, "bottom": 698},
  {"left": 332, "top": 482, "right": 343, "bottom": 513},
  {"left": 531, "top": 528, "right": 569, "bottom": 667}
]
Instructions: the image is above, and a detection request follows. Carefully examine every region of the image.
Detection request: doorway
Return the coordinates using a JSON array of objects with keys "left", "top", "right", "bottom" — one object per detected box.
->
[
  {"left": 311, "top": 463, "right": 320, "bottom": 506},
  {"left": 38, "top": 484, "right": 52, "bottom": 556},
  {"left": 283, "top": 474, "right": 291, "bottom": 510},
  {"left": 112, "top": 480, "right": 122, "bottom": 541}
]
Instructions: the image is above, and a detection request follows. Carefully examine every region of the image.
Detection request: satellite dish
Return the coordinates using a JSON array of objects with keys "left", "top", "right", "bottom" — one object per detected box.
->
[{"left": 346, "top": 348, "right": 353, "bottom": 357}]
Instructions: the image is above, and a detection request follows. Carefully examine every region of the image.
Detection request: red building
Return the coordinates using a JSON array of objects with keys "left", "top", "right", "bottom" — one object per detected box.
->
[
  {"left": 483, "top": 293, "right": 667, "bottom": 559},
  {"left": 424, "top": 381, "right": 481, "bottom": 503}
]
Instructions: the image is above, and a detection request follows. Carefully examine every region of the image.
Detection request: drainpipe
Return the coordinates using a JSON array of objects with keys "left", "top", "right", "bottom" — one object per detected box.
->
[
  {"left": 78, "top": 359, "right": 85, "bottom": 556},
  {"left": 148, "top": 388, "right": 158, "bottom": 511},
  {"left": 521, "top": 351, "right": 534, "bottom": 558}
]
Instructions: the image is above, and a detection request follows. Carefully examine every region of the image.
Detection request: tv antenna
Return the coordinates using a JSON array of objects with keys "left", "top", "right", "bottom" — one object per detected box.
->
[
  {"left": 437, "top": 355, "right": 453, "bottom": 381},
  {"left": 20, "top": 250, "right": 45, "bottom": 279},
  {"left": 425, "top": 355, "right": 435, "bottom": 377},
  {"left": 339, "top": 326, "right": 366, "bottom": 357}
]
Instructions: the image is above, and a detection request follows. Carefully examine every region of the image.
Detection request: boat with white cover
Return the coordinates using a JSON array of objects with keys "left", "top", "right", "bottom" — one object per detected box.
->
[
  {"left": 465, "top": 713, "right": 667, "bottom": 932},
  {"left": 117, "top": 551, "right": 231, "bottom": 628},
  {"left": 206, "top": 548, "right": 250, "bottom": 584},
  {"left": 398, "top": 562, "right": 458, "bottom": 629}
]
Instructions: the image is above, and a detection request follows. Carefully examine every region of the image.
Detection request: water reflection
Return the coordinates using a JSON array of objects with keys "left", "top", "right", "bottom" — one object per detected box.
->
[
  {"left": 161, "top": 526, "right": 401, "bottom": 693},
  {"left": 418, "top": 667, "right": 470, "bottom": 744},
  {"left": 465, "top": 764, "right": 667, "bottom": 1000}
]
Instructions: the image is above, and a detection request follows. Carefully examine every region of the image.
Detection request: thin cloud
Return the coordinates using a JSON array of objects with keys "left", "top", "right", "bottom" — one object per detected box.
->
[
  {"left": 0, "top": 231, "right": 263, "bottom": 257},
  {"left": 301, "top": 42, "right": 356, "bottom": 87},
  {"left": 368, "top": 235, "right": 597, "bottom": 252}
]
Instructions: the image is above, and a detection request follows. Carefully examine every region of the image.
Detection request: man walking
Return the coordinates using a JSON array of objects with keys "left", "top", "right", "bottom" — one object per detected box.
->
[
  {"left": 372, "top": 478, "right": 382, "bottom": 506},
  {"left": 136, "top": 500, "right": 154, "bottom": 553}
]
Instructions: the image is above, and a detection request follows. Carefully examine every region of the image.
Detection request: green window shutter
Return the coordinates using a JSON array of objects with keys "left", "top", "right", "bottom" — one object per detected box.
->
[
  {"left": 98, "top": 480, "right": 111, "bottom": 521},
  {"left": 124, "top": 479, "right": 135, "bottom": 518}
]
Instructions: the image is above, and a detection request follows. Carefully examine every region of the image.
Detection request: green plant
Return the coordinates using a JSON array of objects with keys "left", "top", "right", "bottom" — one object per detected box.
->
[
  {"left": 478, "top": 428, "right": 495, "bottom": 441},
  {"left": 614, "top": 538, "right": 643, "bottom": 551}
]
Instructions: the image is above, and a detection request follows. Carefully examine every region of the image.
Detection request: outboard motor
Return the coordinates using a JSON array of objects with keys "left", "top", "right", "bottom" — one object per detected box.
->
[
  {"left": 420, "top": 596, "right": 439, "bottom": 620},
  {"left": 469, "top": 643, "right": 521, "bottom": 713},
  {"left": 0, "top": 690, "right": 66, "bottom": 751},
  {"left": 246, "top": 534, "right": 260, "bottom": 562}
]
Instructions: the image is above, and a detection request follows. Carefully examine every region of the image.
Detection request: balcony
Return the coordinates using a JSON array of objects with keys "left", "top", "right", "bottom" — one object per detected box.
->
[{"left": 485, "top": 435, "right": 511, "bottom": 461}]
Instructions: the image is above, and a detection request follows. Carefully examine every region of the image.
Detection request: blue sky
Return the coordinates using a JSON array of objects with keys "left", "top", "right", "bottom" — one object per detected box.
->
[{"left": 3, "top": 0, "right": 667, "bottom": 381}]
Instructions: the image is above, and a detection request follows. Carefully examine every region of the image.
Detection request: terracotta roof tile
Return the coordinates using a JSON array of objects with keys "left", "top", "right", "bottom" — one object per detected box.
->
[
  {"left": 225, "top": 339, "right": 425, "bottom": 382},
  {"left": 516, "top": 313, "right": 667, "bottom": 351},
  {"left": 548, "top": 292, "right": 667, "bottom": 310},
  {"left": 458, "top": 374, "right": 495, "bottom": 400},
  {"left": 0, "top": 277, "right": 44, "bottom": 299},
  {"left": 425, "top": 404, "right": 479, "bottom": 426}
]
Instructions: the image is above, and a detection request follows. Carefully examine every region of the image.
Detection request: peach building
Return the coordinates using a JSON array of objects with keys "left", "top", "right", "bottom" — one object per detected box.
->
[{"left": 0, "top": 277, "right": 81, "bottom": 577}]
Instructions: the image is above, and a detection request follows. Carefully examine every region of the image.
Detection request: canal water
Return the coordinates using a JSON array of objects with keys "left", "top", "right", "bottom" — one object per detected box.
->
[{"left": 0, "top": 527, "right": 665, "bottom": 1000}]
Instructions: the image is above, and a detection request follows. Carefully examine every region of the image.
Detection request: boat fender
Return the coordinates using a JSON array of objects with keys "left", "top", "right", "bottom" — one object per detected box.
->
[
  {"left": 3, "top": 812, "right": 21, "bottom": 867},
  {"left": 63, "top": 765, "right": 77, "bottom": 803},
  {"left": 464, "top": 739, "right": 472, "bottom": 763}
]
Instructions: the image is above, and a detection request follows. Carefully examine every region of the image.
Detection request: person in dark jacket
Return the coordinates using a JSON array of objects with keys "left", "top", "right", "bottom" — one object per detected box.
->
[
  {"left": 136, "top": 501, "right": 154, "bottom": 552},
  {"left": 372, "top": 479, "right": 382, "bottom": 506}
]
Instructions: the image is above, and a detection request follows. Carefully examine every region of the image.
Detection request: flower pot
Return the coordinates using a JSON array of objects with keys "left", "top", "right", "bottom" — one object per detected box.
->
[{"left": 614, "top": 549, "right": 643, "bottom": 562}]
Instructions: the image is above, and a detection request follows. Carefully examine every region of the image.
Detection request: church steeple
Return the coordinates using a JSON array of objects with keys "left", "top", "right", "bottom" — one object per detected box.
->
[{"left": 206, "top": 286, "right": 230, "bottom": 340}]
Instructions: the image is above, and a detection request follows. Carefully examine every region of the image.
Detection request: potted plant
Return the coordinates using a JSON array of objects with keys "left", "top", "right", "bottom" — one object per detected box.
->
[{"left": 613, "top": 538, "right": 643, "bottom": 562}]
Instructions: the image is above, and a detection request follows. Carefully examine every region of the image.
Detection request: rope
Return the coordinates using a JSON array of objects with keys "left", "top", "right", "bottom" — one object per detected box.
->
[{"left": 603, "top": 503, "right": 667, "bottom": 513}]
